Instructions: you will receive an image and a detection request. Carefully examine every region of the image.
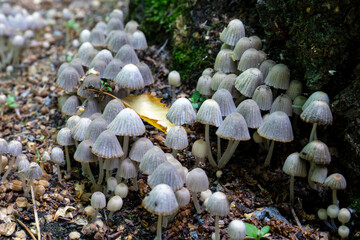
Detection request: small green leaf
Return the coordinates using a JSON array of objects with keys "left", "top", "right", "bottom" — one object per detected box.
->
[
  {"left": 8, "top": 103, "right": 18, "bottom": 108},
  {"left": 6, "top": 96, "right": 15, "bottom": 104},
  {"left": 106, "top": 87, "right": 112, "bottom": 92},
  {"left": 259, "top": 225, "right": 270, "bottom": 237},
  {"left": 100, "top": 80, "right": 104, "bottom": 85},
  {"left": 191, "top": 91, "right": 200, "bottom": 102},
  {"left": 199, "top": 96, "right": 207, "bottom": 102},
  {"left": 191, "top": 103, "right": 199, "bottom": 109},
  {"left": 66, "top": 56, "right": 72, "bottom": 62},
  {"left": 244, "top": 222, "right": 259, "bottom": 238},
  {"left": 188, "top": 98, "right": 195, "bottom": 103}
]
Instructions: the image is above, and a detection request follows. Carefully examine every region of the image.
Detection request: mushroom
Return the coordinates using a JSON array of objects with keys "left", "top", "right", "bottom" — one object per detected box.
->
[
  {"left": 324, "top": 173, "right": 346, "bottom": 206},
  {"left": 89, "top": 59, "right": 107, "bottom": 79},
  {"left": 257, "top": 111, "right": 294, "bottom": 166},
  {"left": 235, "top": 68, "right": 263, "bottom": 98},
  {"left": 77, "top": 74, "right": 101, "bottom": 98},
  {"left": 249, "top": 36, "right": 262, "bottom": 50},
  {"left": 129, "top": 137, "right": 153, "bottom": 163},
  {"left": 252, "top": 85, "right": 273, "bottom": 111},
  {"left": 107, "top": 31, "right": 130, "bottom": 53},
  {"left": 21, "top": 162, "right": 43, "bottom": 197},
  {"left": 206, "top": 192, "right": 230, "bottom": 240},
  {"left": 327, "top": 204, "right": 339, "bottom": 230},
  {"left": 282, "top": 152, "right": 307, "bottom": 206},
  {"left": 136, "top": 62, "right": 154, "bottom": 86},
  {"left": 65, "top": 115, "right": 81, "bottom": 131},
  {"left": 211, "top": 71, "right": 227, "bottom": 91},
  {"left": 89, "top": 28, "right": 106, "bottom": 47},
  {"left": 125, "top": 20, "right": 139, "bottom": 34},
  {"left": 78, "top": 42, "right": 94, "bottom": 63},
  {"left": 2, "top": 140, "right": 22, "bottom": 182},
  {"left": 238, "top": 48, "right": 260, "bottom": 72},
  {"left": 0, "top": 138, "right": 8, "bottom": 175},
  {"left": 338, "top": 208, "right": 351, "bottom": 225},
  {"left": 202, "top": 68, "right": 215, "bottom": 77},
  {"left": 15, "top": 154, "right": 30, "bottom": 196},
  {"left": 90, "top": 192, "right": 106, "bottom": 222},
  {"left": 57, "top": 128, "right": 74, "bottom": 174},
  {"left": 115, "top": 44, "right": 139, "bottom": 65},
  {"left": 114, "top": 63, "right": 144, "bottom": 96},
  {"left": 317, "top": 208, "right": 336, "bottom": 231},
  {"left": 192, "top": 139, "right": 207, "bottom": 167},
  {"left": 166, "top": 98, "right": 196, "bottom": 126},
  {"left": 259, "top": 60, "right": 276, "bottom": 79},
  {"left": 233, "top": 37, "right": 252, "bottom": 61},
  {"left": 105, "top": 18, "right": 124, "bottom": 35},
  {"left": 104, "top": 158, "right": 120, "bottom": 180},
  {"left": 214, "top": 49, "right": 237, "bottom": 73},
  {"left": 79, "top": 29, "right": 91, "bottom": 43},
  {"left": 115, "top": 183, "right": 128, "bottom": 198},
  {"left": 80, "top": 98, "right": 102, "bottom": 118},
  {"left": 71, "top": 118, "right": 92, "bottom": 147},
  {"left": 56, "top": 66, "right": 79, "bottom": 92},
  {"left": 139, "top": 146, "right": 167, "bottom": 175},
  {"left": 50, "top": 147, "right": 65, "bottom": 183},
  {"left": 103, "top": 59, "right": 124, "bottom": 80},
  {"left": 228, "top": 220, "right": 246, "bottom": 240},
  {"left": 270, "top": 94, "right": 293, "bottom": 117},
  {"left": 107, "top": 195, "right": 123, "bottom": 220},
  {"left": 117, "top": 158, "right": 138, "bottom": 190},
  {"left": 236, "top": 99, "right": 263, "bottom": 129},
  {"left": 74, "top": 140, "right": 98, "bottom": 185},
  {"left": 286, "top": 80, "right": 303, "bottom": 100},
  {"left": 84, "top": 117, "right": 108, "bottom": 143},
  {"left": 264, "top": 63, "right": 290, "bottom": 96},
  {"left": 212, "top": 89, "right": 236, "bottom": 117},
  {"left": 186, "top": 168, "right": 209, "bottom": 213},
  {"left": 130, "top": 30, "right": 148, "bottom": 50},
  {"left": 218, "top": 74, "right": 240, "bottom": 98},
  {"left": 221, "top": 19, "right": 245, "bottom": 46},
  {"left": 164, "top": 126, "right": 188, "bottom": 157},
  {"left": 83, "top": 49, "right": 99, "bottom": 68},
  {"left": 196, "top": 99, "right": 223, "bottom": 167},
  {"left": 163, "top": 187, "right": 191, "bottom": 228},
  {"left": 302, "top": 91, "right": 330, "bottom": 110},
  {"left": 148, "top": 162, "right": 184, "bottom": 191},
  {"left": 338, "top": 226, "right": 350, "bottom": 239},
  {"left": 102, "top": 99, "right": 125, "bottom": 124},
  {"left": 142, "top": 184, "right": 179, "bottom": 240},
  {"left": 196, "top": 75, "right": 213, "bottom": 97}
]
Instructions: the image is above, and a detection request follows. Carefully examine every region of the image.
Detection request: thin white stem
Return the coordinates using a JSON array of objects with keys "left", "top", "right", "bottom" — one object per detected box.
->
[
  {"left": 332, "top": 189, "right": 338, "bottom": 206},
  {"left": 217, "top": 136, "right": 221, "bottom": 161},
  {"left": 65, "top": 146, "right": 71, "bottom": 174},
  {"left": 309, "top": 123, "right": 317, "bottom": 142},
  {"left": 215, "top": 215, "right": 220, "bottom": 240},
  {"left": 30, "top": 183, "right": 41, "bottom": 240},
  {"left": 172, "top": 149, "right": 178, "bottom": 158},
  {"left": 86, "top": 163, "right": 96, "bottom": 185},
  {"left": 218, "top": 140, "right": 239, "bottom": 169},
  {"left": 264, "top": 141, "right": 275, "bottom": 166},
  {"left": 97, "top": 157, "right": 104, "bottom": 184},
  {"left": 56, "top": 164, "right": 62, "bottom": 183},
  {"left": 205, "top": 124, "right": 217, "bottom": 168},
  {"left": 191, "top": 191, "right": 202, "bottom": 213},
  {"left": 290, "top": 175, "right": 294, "bottom": 206},
  {"left": 2, "top": 156, "right": 15, "bottom": 182}
]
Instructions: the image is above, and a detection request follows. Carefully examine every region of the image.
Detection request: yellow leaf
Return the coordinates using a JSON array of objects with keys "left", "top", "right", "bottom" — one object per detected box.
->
[{"left": 121, "top": 93, "right": 176, "bottom": 133}]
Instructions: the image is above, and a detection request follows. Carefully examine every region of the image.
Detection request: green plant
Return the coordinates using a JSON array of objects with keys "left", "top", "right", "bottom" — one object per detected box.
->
[
  {"left": 244, "top": 223, "right": 270, "bottom": 240},
  {"left": 188, "top": 91, "right": 206, "bottom": 109},
  {"left": 6, "top": 95, "right": 18, "bottom": 108}
]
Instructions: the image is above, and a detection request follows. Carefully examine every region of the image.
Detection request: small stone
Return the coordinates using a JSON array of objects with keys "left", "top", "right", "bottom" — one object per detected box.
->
[{"left": 69, "top": 231, "right": 81, "bottom": 239}]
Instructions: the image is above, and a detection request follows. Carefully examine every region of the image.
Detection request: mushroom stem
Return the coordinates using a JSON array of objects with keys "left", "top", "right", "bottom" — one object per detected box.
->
[
  {"left": 330, "top": 218, "right": 337, "bottom": 230},
  {"left": 2, "top": 156, "right": 15, "bottom": 182},
  {"left": 30, "top": 182, "right": 41, "bottom": 240},
  {"left": 264, "top": 140, "right": 275, "bottom": 166},
  {"left": 308, "top": 162, "right": 319, "bottom": 190},
  {"left": 290, "top": 175, "right": 294, "bottom": 207},
  {"left": 0, "top": 154, "right": 2, "bottom": 174},
  {"left": 85, "top": 163, "right": 96, "bottom": 185},
  {"left": 20, "top": 174, "right": 29, "bottom": 197},
  {"left": 108, "top": 211, "right": 114, "bottom": 220},
  {"left": 217, "top": 136, "right": 221, "bottom": 161},
  {"left": 171, "top": 149, "right": 178, "bottom": 158},
  {"left": 171, "top": 87, "right": 177, "bottom": 103},
  {"left": 194, "top": 156, "right": 203, "bottom": 167},
  {"left": 92, "top": 208, "right": 99, "bottom": 222},
  {"left": 191, "top": 190, "right": 202, "bottom": 213},
  {"left": 81, "top": 163, "right": 88, "bottom": 177},
  {"left": 56, "top": 163, "right": 62, "bottom": 183},
  {"left": 64, "top": 146, "right": 71, "bottom": 174},
  {"left": 74, "top": 140, "right": 78, "bottom": 148},
  {"left": 132, "top": 176, "right": 138, "bottom": 191},
  {"left": 205, "top": 124, "right": 218, "bottom": 168},
  {"left": 122, "top": 136, "right": 129, "bottom": 159},
  {"left": 157, "top": 215, "right": 162, "bottom": 240},
  {"left": 322, "top": 220, "right": 337, "bottom": 231},
  {"left": 309, "top": 123, "right": 318, "bottom": 142},
  {"left": 97, "top": 157, "right": 104, "bottom": 184},
  {"left": 332, "top": 189, "right": 338, "bottom": 206},
  {"left": 215, "top": 215, "right": 220, "bottom": 240},
  {"left": 218, "top": 140, "right": 240, "bottom": 169}
]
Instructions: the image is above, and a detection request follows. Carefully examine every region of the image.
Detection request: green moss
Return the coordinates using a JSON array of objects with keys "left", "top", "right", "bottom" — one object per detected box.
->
[{"left": 349, "top": 198, "right": 360, "bottom": 212}]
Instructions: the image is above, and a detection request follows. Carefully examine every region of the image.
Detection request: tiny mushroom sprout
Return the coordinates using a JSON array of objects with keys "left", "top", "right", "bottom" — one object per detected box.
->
[
  {"left": 257, "top": 111, "right": 294, "bottom": 166},
  {"left": 206, "top": 192, "right": 230, "bottom": 240},
  {"left": 270, "top": 94, "right": 293, "bottom": 117},
  {"left": 168, "top": 70, "right": 181, "bottom": 102},
  {"left": 228, "top": 220, "right": 246, "bottom": 240},
  {"left": 338, "top": 208, "right": 351, "bottom": 225},
  {"left": 186, "top": 168, "right": 209, "bottom": 213},
  {"left": 90, "top": 191, "right": 106, "bottom": 222},
  {"left": 196, "top": 99, "right": 223, "bottom": 167},
  {"left": 148, "top": 162, "right": 184, "bottom": 191},
  {"left": 216, "top": 112, "right": 250, "bottom": 169},
  {"left": 164, "top": 126, "right": 188, "bottom": 157},
  {"left": 56, "top": 127, "right": 74, "bottom": 174},
  {"left": 107, "top": 177, "right": 118, "bottom": 195},
  {"left": 192, "top": 139, "right": 207, "bottom": 167},
  {"left": 300, "top": 100, "right": 333, "bottom": 142},
  {"left": 21, "top": 162, "right": 43, "bottom": 197},
  {"left": 107, "top": 195, "right": 123, "bottom": 220},
  {"left": 142, "top": 184, "right": 179, "bottom": 240},
  {"left": 324, "top": 173, "right": 346, "bottom": 206},
  {"left": 74, "top": 140, "right": 98, "bottom": 185},
  {"left": 166, "top": 98, "right": 196, "bottom": 126},
  {"left": 196, "top": 75, "right": 213, "bottom": 97},
  {"left": 2, "top": 140, "right": 22, "bottom": 182},
  {"left": 327, "top": 204, "right": 340, "bottom": 230},
  {"left": 338, "top": 225, "right": 350, "bottom": 239},
  {"left": 282, "top": 152, "right": 307, "bottom": 206},
  {"left": 50, "top": 147, "right": 65, "bottom": 183}
]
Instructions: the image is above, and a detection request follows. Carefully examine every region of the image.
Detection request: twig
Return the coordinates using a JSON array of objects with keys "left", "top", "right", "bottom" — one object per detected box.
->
[
  {"left": 16, "top": 218, "right": 37, "bottom": 240},
  {"left": 291, "top": 207, "right": 303, "bottom": 230},
  {"left": 31, "top": 184, "right": 41, "bottom": 240}
]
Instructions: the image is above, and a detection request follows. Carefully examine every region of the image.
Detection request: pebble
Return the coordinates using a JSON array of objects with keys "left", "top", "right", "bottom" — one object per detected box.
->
[
  {"left": 69, "top": 231, "right": 81, "bottom": 239},
  {"left": 190, "top": 231, "right": 199, "bottom": 240},
  {"left": 254, "top": 206, "right": 289, "bottom": 223}
]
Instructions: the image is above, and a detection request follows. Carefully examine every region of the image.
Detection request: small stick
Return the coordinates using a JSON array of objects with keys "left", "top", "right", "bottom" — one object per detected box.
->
[
  {"left": 291, "top": 207, "right": 303, "bottom": 230},
  {"left": 16, "top": 218, "right": 37, "bottom": 240},
  {"left": 30, "top": 184, "right": 41, "bottom": 240}
]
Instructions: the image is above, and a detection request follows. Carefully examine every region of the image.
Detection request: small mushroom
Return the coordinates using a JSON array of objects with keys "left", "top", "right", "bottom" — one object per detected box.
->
[
  {"left": 324, "top": 173, "right": 346, "bottom": 206},
  {"left": 192, "top": 140, "right": 207, "bottom": 167},
  {"left": 115, "top": 183, "right": 128, "bottom": 198},
  {"left": 74, "top": 140, "right": 98, "bottom": 185},
  {"left": 168, "top": 70, "right": 181, "bottom": 102},
  {"left": 0, "top": 138, "right": 8, "bottom": 174},
  {"left": 51, "top": 147, "right": 65, "bottom": 183},
  {"left": 57, "top": 128, "right": 74, "bottom": 174},
  {"left": 90, "top": 192, "right": 106, "bottom": 222},
  {"left": 228, "top": 220, "right": 246, "bottom": 240},
  {"left": 2, "top": 140, "right": 22, "bottom": 182},
  {"left": 139, "top": 146, "right": 167, "bottom": 175},
  {"left": 164, "top": 126, "right": 188, "bottom": 157},
  {"left": 107, "top": 195, "right": 123, "bottom": 220},
  {"left": 186, "top": 168, "right": 209, "bottom": 213},
  {"left": 148, "top": 162, "right": 184, "bottom": 191},
  {"left": 166, "top": 98, "right": 196, "bottom": 126},
  {"left": 206, "top": 192, "right": 230, "bottom": 240}
]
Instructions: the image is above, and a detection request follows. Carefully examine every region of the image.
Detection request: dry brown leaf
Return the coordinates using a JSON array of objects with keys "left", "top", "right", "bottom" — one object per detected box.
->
[
  {"left": 0, "top": 222, "right": 16, "bottom": 236},
  {"left": 54, "top": 206, "right": 76, "bottom": 220}
]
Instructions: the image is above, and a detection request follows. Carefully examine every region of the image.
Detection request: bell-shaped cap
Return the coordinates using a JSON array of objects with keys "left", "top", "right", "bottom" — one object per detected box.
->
[
  {"left": 311, "top": 166, "right": 328, "bottom": 184},
  {"left": 129, "top": 137, "right": 153, "bottom": 162},
  {"left": 252, "top": 85, "right": 273, "bottom": 111},
  {"left": 78, "top": 42, "right": 94, "bottom": 62},
  {"left": 89, "top": 28, "right": 105, "bottom": 47},
  {"left": 0, "top": 138, "right": 8, "bottom": 154},
  {"left": 218, "top": 74, "right": 240, "bottom": 98},
  {"left": 107, "top": 30, "right": 130, "bottom": 53},
  {"left": 221, "top": 19, "right": 245, "bottom": 46},
  {"left": 103, "top": 59, "right": 124, "bottom": 80},
  {"left": 51, "top": 147, "right": 65, "bottom": 165},
  {"left": 136, "top": 62, "right": 154, "bottom": 86},
  {"left": 105, "top": 18, "right": 124, "bottom": 35},
  {"left": 259, "top": 59, "right": 276, "bottom": 79},
  {"left": 206, "top": 192, "right": 230, "bottom": 216},
  {"left": 175, "top": 187, "right": 190, "bottom": 207},
  {"left": 202, "top": 68, "right": 214, "bottom": 77},
  {"left": 92, "top": 130, "right": 124, "bottom": 158},
  {"left": 233, "top": 37, "right": 252, "bottom": 61},
  {"left": 192, "top": 140, "right": 207, "bottom": 159},
  {"left": 61, "top": 95, "right": 80, "bottom": 116},
  {"left": 108, "top": 108, "right": 145, "bottom": 136},
  {"left": 196, "top": 75, "right": 213, "bottom": 96},
  {"left": 74, "top": 140, "right": 98, "bottom": 163},
  {"left": 257, "top": 111, "right": 294, "bottom": 142},
  {"left": 212, "top": 89, "right": 236, "bottom": 116},
  {"left": 302, "top": 91, "right": 330, "bottom": 110},
  {"left": 264, "top": 63, "right": 290, "bottom": 90},
  {"left": 299, "top": 140, "right": 331, "bottom": 165},
  {"left": 186, "top": 168, "right": 209, "bottom": 192},
  {"left": 8, "top": 140, "right": 22, "bottom": 156},
  {"left": 130, "top": 30, "right": 148, "bottom": 50},
  {"left": 164, "top": 126, "right": 188, "bottom": 150},
  {"left": 300, "top": 100, "right": 333, "bottom": 125},
  {"left": 91, "top": 191, "right": 106, "bottom": 209},
  {"left": 125, "top": 20, "right": 139, "bottom": 34},
  {"left": 228, "top": 220, "right": 246, "bottom": 240},
  {"left": 270, "top": 94, "right": 293, "bottom": 116},
  {"left": 211, "top": 71, "right": 227, "bottom": 91},
  {"left": 115, "top": 44, "right": 139, "bottom": 65},
  {"left": 71, "top": 118, "right": 92, "bottom": 142},
  {"left": 107, "top": 195, "right": 123, "bottom": 212},
  {"left": 56, "top": 66, "right": 79, "bottom": 92},
  {"left": 168, "top": 70, "right": 181, "bottom": 87},
  {"left": 166, "top": 98, "right": 196, "bottom": 126},
  {"left": 235, "top": 68, "right": 263, "bottom": 97},
  {"left": 286, "top": 80, "right": 303, "bottom": 100},
  {"left": 82, "top": 48, "right": 99, "bottom": 68},
  {"left": 89, "top": 59, "right": 107, "bottom": 78},
  {"left": 21, "top": 162, "right": 43, "bottom": 179},
  {"left": 66, "top": 115, "right": 81, "bottom": 130},
  {"left": 57, "top": 128, "right": 74, "bottom": 146},
  {"left": 80, "top": 98, "right": 102, "bottom": 118},
  {"left": 282, "top": 152, "right": 307, "bottom": 177},
  {"left": 293, "top": 96, "right": 307, "bottom": 116},
  {"left": 216, "top": 112, "right": 250, "bottom": 141},
  {"left": 324, "top": 173, "right": 346, "bottom": 190},
  {"left": 249, "top": 36, "right": 262, "bottom": 50},
  {"left": 238, "top": 48, "right": 260, "bottom": 72},
  {"left": 16, "top": 155, "right": 30, "bottom": 172},
  {"left": 85, "top": 117, "right": 108, "bottom": 143},
  {"left": 114, "top": 64, "right": 144, "bottom": 90},
  {"left": 102, "top": 99, "right": 125, "bottom": 124},
  {"left": 236, "top": 99, "right": 263, "bottom": 129},
  {"left": 77, "top": 74, "right": 101, "bottom": 98},
  {"left": 139, "top": 146, "right": 167, "bottom": 175},
  {"left": 93, "top": 49, "right": 113, "bottom": 65},
  {"left": 142, "top": 184, "right": 179, "bottom": 216},
  {"left": 118, "top": 158, "right": 137, "bottom": 179},
  {"left": 214, "top": 49, "right": 237, "bottom": 73},
  {"left": 196, "top": 99, "right": 223, "bottom": 127},
  {"left": 148, "top": 162, "right": 184, "bottom": 191}
]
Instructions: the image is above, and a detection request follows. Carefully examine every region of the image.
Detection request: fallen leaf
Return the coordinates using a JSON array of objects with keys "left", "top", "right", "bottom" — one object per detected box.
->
[
  {"left": 0, "top": 222, "right": 16, "bottom": 236},
  {"left": 54, "top": 206, "right": 76, "bottom": 220}
]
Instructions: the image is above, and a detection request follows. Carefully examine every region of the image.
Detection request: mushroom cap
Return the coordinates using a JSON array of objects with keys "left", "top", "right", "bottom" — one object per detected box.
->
[
  {"left": 110, "top": 9, "right": 124, "bottom": 21},
  {"left": 70, "top": 60, "right": 85, "bottom": 76},
  {"left": 300, "top": 100, "right": 333, "bottom": 125},
  {"left": 252, "top": 85, "right": 273, "bottom": 111},
  {"left": 310, "top": 166, "right": 328, "bottom": 184},
  {"left": 238, "top": 48, "right": 260, "bottom": 72},
  {"left": 236, "top": 99, "right": 263, "bottom": 129},
  {"left": 80, "top": 98, "right": 102, "bottom": 118},
  {"left": 56, "top": 66, "right": 79, "bottom": 92},
  {"left": 196, "top": 75, "right": 213, "bottom": 96},
  {"left": 202, "top": 68, "right": 215, "bottom": 77},
  {"left": 214, "top": 49, "right": 237, "bottom": 73},
  {"left": 164, "top": 126, "right": 188, "bottom": 150},
  {"left": 0, "top": 138, "right": 8, "bottom": 154},
  {"left": 102, "top": 99, "right": 125, "bottom": 124},
  {"left": 57, "top": 128, "right": 75, "bottom": 146},
  {"left": 130, "top": 30, "right": 148, "bottom": 50},
  {"left": 74, "top": 140, "right": 98, "bottom": 163},
  {"left": 235, "top": 68, "right": 263, "bottom": 98},
  {"left": 92, "top": 130, "right": 124, "bottom": 158},
  {"left": 324, "top": 173, "right": 346, "bottom": 190},
  {"left": 259, "top": 59, "right": 276, "bottom": 79},
  {"left": 78, "top": 42, "right": 94, "bottom": 62},
  {"left": 91, "top": 191, "right": 106, "bottom": 209},
  {"left": 228, "top": 220, "right": 246, "bottom": 240},
  {"left": 258, "top": 50, "right": 267, "bottom": 64},
  {"left": 85, "top": 117, "right": 108, "bottom": 143},
  {"left": 148, "top": 162, "right": 184, "bottom": 191},
  {"left": 89, "top": 28, "right": 105, "bottom": 46},
  {"left": 21, "top": 162, "right": 43, "bottom": 179},
  {"left": 118, "top": 158, "right": 137, "bottom": 179},
  {"left": 89, "top": 59, "right": 107, "bottom": 78},
  {"left": 51, "top": 147, "right": 65, "bottom": 165},
  {"left": 8, "top": 140, "right": 22, "bottom": 156},
  {"left": 115, "top": 183, "right": 129, "bottom": 198},
  {"left": 186, "top": 168, "right": 209, "bottom": 192},
  {"left": 282, "top": 152, "right": 307, "bottom": 177},
  {"left": 139, "top": 146, "right": 167, "bottom": 175},
  {"left": 299, "top": 140, "right": 331, "bottom": 165},
  {"left": 196, "top": 99, "right": 223, "bottom": 127},
  {"left": 129, "top": 137, "right": 153, "bottom": 162},
  {"left": 115, "top": 44, "right": 139, "bottom": 65},
  {"left": 286, "top": 80, "right": 303, "bottom": 100},
  {"left": 107, "top": 195, "right": 123, "bottom": 212},
  {"left": 212, "top": 89, "right": 236, "bottom": 116},
  {"left": 103, "top": 59, "right": 124, "bottom": 80},
  {"left": 105, "top": 18, "right": 124, "bottom": 35},
  {"left": 206, "top": 192, "right": 230, "bottom": 216},
  {"left": 107, "top": 30, "right": 130, "bottom": 53},
  {"left": 61, "top": 95, "right": 80, "bottom": 116},
  {"left": 71, "top": 118, "right": 92, "bottom": 142},
  {"left": 142, "top": 184, "right": 179, "bottom": 216},
  {"left": 166, "top": 98, "right": 196, "bottom": 126},
  {"left": 114, "top": 64, "right": 144, "bottom": 90},
  {"left": 233, "top": 37, "right": 252, "bottom": 61},
  {"left": 218, "top": 74, "right": 240, "bottom": 98},
  {"left": 175, "top": 187, "right": 191, "bottom": 207},
  {"left": 302, "top": 91, "right": 330, "bottom": 110},
  {"left": 16, "top": 155, "right": 30, "bottom": 172},
  {"left": 93, "top": 49, "right": 113, "bottom": 65},
  {"left": 125, "top": 20, "right": 139, "bottom": 34},
  {"left": 192, "top": 139, "right": 207, "bottom": 159},
  {"left": 83, "top": 48, "right": 99, "bottom": 68},
  {"left": 136, "top": 62, "right": 154, "bottom": 86},
  {"left": 270, "top": 94, "right": 293, "bottom": 117},
  {"left": 216, "top": 112, "right": 250, "bottom": 141},
  {"left": 165, "top": 154, "right": 182, "bottom": 167},
  {"left": 80, "top": 29, "right": 91, "bottom": 43},
  {"left": 211, "top": 71, "right": 227, "bottom": 91},
  {"left": 77, "top": 74, "right": 101, "bottom": 98},
  {"left": 222, "top": 19, "right": 245, "bottom": 46},
  {"left": 293, "top": 96, "right": 307, "bottom": 115},
  {"left": 257, "top": 111, "right": 294, "bottom": 142},
  {"left": 107, "top": 108, "right": 145, "bottom": 136},
  {"left": 168, "top": 70, "right": 181, "bottom": 87},
  {"left": 264, "top": 63, "right": 290, "bottom": 90},
  {"left": 66, "top": 115, "right": 81, "bottom": 130},
  {"left": 249, "top": 35, "right": 262, "bottom": 50}
]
